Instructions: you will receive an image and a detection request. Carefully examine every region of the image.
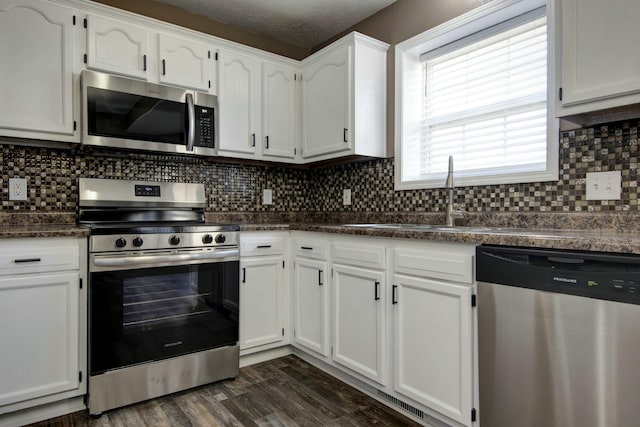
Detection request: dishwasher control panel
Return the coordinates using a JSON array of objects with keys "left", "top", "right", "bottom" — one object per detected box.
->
[{"left": 477, "top": 245, "right": 640, "bottom": 305}]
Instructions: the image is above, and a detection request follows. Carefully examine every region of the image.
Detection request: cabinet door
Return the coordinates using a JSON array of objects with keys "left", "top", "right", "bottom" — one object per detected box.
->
[
  {"left": 293, "top": 257, "right": 329, "bottom": 356},
  {"left": 86, "top": 15, "right": 148, "bottom": 79},
  {"left": 262, "top": 61, "right": 297, "bottom": 159},
  {"left": 302, "top": 45, "right": 350, "bottom": 159},
  {"left": 560, "top": 0, "right": 640, "bottom": 106},
  {"left": 333, "top": 264, "right": 386, "bottom": 385},
  {"left": 0, "top": 272, "right": 79, "bottom": 406},
  {"left": 158, "top": 33, "right": 211, "bottom": 91},
  {"left": 239, "top": 256, "right": 284, "bottom": 350},
  {"left": 218, "top": 50, "right": 259, "bottom": 155},
  {"left": 0, "top": 0, "right": 75, "bottom": 137},
  {"left": 393, "top": 274, "right": 473, "bottom": 426}
]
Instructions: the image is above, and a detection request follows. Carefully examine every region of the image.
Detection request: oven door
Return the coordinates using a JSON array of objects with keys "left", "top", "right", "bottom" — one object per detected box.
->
[{"left": 89, "top": 251, "right": 238, "bottom": 375}]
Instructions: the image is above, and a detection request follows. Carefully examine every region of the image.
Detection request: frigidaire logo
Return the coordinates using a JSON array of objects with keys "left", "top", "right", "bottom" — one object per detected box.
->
[
  {"left": 553, "top": 276, "right": 577, "bottom": 284},
  {"left": 164, "top": 341, "right": 183, "bottom": 348}
]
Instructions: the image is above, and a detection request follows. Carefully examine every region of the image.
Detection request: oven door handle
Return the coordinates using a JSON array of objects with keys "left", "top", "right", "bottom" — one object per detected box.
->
[{"left": 93, "top": 248, "right": 239, "bottom": 267}]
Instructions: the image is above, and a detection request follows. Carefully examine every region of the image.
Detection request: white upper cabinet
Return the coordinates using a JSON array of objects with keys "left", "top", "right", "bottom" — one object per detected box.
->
[
  {"left": 218, "top": 49, "right": 259, "bottom": 156},
  {"left": 302, "top": 45, "right": 350, "bottom": 159},
  {"left": 555, "top": 0, "right": 640, "bottom": 118},
  {"left": 218, "top": 51, "right": 298, "bottom": 161},
  {"left": 86, "top": 14, "right": 149, "bottom": 79},
  {"left": 262, "top": 61, "right": 298, "bottom": 160},
  {"left": 0, "top": 0, "right": 77, "bottom": 141},
  {"left": 158, "top": 33, "right": 213, "bottom": 92},
  {"left": 301, "top": 32, "right": 388, "bottom": 162},
  {"left": 0, "top": 1, "right": 387, "bottom": 164},
  {"left": 85, "top": 16, "right": 215, "bottom": 92}
]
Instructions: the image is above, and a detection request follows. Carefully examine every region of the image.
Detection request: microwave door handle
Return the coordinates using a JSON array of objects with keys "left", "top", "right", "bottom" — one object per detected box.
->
[{"left": 186, "top": 92, "right": 195, "bottom": 151}]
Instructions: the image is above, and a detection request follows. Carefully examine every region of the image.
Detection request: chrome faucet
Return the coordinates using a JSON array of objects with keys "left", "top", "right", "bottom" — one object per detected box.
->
[{"left": 444, "top": 155, "right": 468, "bottom": 226}]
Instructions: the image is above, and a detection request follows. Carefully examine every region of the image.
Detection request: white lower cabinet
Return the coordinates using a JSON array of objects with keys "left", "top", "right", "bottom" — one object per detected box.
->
[
  {"left": 293, "top": 257, "right": 329, "bottom": 356},
  {"left": 332, "top": 240, "right": 387, "bottom": 386},
  {"left": 291, "top": 233, "right": 477, "bottom": 427},
  {"left": 0, "top": 237, "right": 87, "bottom": 425},
  {"left": 0, "top": 272, "right": 79, "bottom": 407},
  {"left": 292, "top": 236, "right": 330, "bottom": 358},
  {"left": 240, "top": 257, "right": 285, "bottom": 351},
  {"left": 239, "top": 232, "right": 288, "bottom": 354},
  {"left": 393, "top": 274, "right": 474, "bottom": 426},
  {"left": 392, "top": 245, "right": 476, "bottom": 427},
  {"left": 333, "top": 264, "right": 386, "bottom": 385}
]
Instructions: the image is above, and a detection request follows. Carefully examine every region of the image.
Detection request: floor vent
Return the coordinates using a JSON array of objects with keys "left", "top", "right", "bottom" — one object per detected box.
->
[{"left": 376, "top": 390, "right": 424, "bottom": 419}]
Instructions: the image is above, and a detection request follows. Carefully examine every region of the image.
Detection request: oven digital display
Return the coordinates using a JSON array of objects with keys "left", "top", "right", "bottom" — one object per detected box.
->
[{"left": 135, "top": 185, "right": 161, "bottom": 197}]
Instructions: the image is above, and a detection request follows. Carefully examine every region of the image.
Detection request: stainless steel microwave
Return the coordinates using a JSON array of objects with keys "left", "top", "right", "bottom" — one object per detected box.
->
[{"left": 81, "top": 70, "right": 217, "bottom": 156}]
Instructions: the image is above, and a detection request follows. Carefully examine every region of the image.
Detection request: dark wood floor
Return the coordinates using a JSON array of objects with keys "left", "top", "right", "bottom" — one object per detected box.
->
[{"left": 27, "top": 355, "right": 423, "bottom": 427}]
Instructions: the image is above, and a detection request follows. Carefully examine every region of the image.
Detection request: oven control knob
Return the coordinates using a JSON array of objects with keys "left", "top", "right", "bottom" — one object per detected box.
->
[
  {"left": 132, "top": 237, "right": 144, "bottom": 247},
  {"left": 215, "top": 234, "right": 226, "bottom": 244},
  {"left": 169, "top": 235, "right": 181, "bottom": 246},
  {"left": 202, "top": 234, "right": 214, "bottom": 244},
  {"left": 115, "top": 237, "right": 127, "bottom": 248}
]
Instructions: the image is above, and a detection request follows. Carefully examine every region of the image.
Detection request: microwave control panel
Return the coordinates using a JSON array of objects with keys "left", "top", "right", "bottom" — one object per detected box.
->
[{"left": 194, "top": 106, "right": 215, "bottom": 148}]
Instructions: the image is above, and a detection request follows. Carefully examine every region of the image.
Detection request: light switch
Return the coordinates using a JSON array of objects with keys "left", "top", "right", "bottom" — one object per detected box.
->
[
  {"left": 343, "top": 189, "right": 352, "bottom": 206},
  {"left": 263, "top": 189, "right": 273, "bottom": 205},
  {"left": 585, "top": 171, "right": 621, "bottom": 200}
]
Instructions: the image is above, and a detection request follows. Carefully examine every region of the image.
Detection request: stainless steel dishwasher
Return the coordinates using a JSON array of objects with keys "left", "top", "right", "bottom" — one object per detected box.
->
[{"left": 476, "top": 245, "right": 640, "bottom": 427}]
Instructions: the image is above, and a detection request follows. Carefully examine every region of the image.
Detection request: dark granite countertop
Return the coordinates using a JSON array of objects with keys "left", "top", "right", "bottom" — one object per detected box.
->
[
  {"left": 2, "top": 220, "right": 638, "bottom": 255},
  {"left": 0, "top": 224, "right": 90, "bottom": 239},
  {"left": 241, "top": 223, "right": 640, "bottom": 255}
]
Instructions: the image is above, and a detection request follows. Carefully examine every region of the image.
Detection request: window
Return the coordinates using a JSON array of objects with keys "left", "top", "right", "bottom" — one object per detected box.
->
[{"left": 395, "top": 0, "right": 557, "bottom": 190}]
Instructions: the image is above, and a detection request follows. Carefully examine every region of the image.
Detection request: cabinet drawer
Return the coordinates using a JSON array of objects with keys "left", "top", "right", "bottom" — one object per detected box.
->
[
  {"left": 394, "top": 247, "right": 473, "bottom": 284},
  {"left": 241, "top": 235, "right": 285, "bottom": 256},
  {"left": 0, "top": 239, "right": 80, "bottom": 276},
  {"left": 333, "top": 242, "right": 385, "bottom": 270},
  {"left": 293, "top": 238, "right": 327, "bottom": 259}
]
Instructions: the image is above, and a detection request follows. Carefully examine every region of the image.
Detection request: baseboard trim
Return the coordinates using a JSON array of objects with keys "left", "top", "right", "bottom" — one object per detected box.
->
[{"left": 0, "top": 397, "right": 85, "bottom": 427}]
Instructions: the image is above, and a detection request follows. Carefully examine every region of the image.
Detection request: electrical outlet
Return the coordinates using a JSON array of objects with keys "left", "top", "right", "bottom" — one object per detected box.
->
[
  {"left": 263, "top": 189, "right": 273, "bottom": 205},
  {"left": 9, "top": 178, "right": 27, "bottom": 201},
  {"left": 343, "top": 189, "right": 352, "bottom": 206},
  {"left": 586, "top": 171, "right": 621, "bottom": 200}
]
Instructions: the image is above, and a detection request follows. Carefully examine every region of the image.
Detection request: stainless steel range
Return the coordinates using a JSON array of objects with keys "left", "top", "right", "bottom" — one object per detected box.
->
[{"left": 79, "top": 178, "right": 240, "bottom": 415}]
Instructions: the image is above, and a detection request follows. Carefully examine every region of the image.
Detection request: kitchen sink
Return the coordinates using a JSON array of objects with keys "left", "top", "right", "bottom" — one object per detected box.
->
[{"left": 340, "top": 223, "right": 520, "bottom": 233}]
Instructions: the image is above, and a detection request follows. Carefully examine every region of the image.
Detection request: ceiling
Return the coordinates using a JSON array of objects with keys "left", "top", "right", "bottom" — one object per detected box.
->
[{"left": 152, "top": 0, "right": 397, "bottom": 49}]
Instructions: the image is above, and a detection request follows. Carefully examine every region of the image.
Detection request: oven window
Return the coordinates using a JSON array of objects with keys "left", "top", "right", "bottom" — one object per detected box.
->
[
  {"left": 123, "top": 272, "right": 206, "bottom": 330},
  {"left": 90, "top": 262, "right": 239, "bottom": 374},
  {"left": 87, "top": 87, "right": 186, "bottom": 144}
]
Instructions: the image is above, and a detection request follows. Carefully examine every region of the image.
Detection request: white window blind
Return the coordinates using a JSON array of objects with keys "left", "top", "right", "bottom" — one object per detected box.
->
[{"left": 419, "top": 9, "right": 547, "bottom": 181}]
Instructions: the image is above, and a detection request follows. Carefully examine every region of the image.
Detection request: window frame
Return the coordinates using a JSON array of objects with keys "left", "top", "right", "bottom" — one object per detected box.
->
[{"left": 394, "top": 0, "right": 558, "bottom": 190}]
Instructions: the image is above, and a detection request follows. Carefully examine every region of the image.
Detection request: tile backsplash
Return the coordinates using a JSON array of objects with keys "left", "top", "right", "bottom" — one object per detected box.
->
[{"left": 1, "top": 118, "right": 639, "bottom": 217}]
